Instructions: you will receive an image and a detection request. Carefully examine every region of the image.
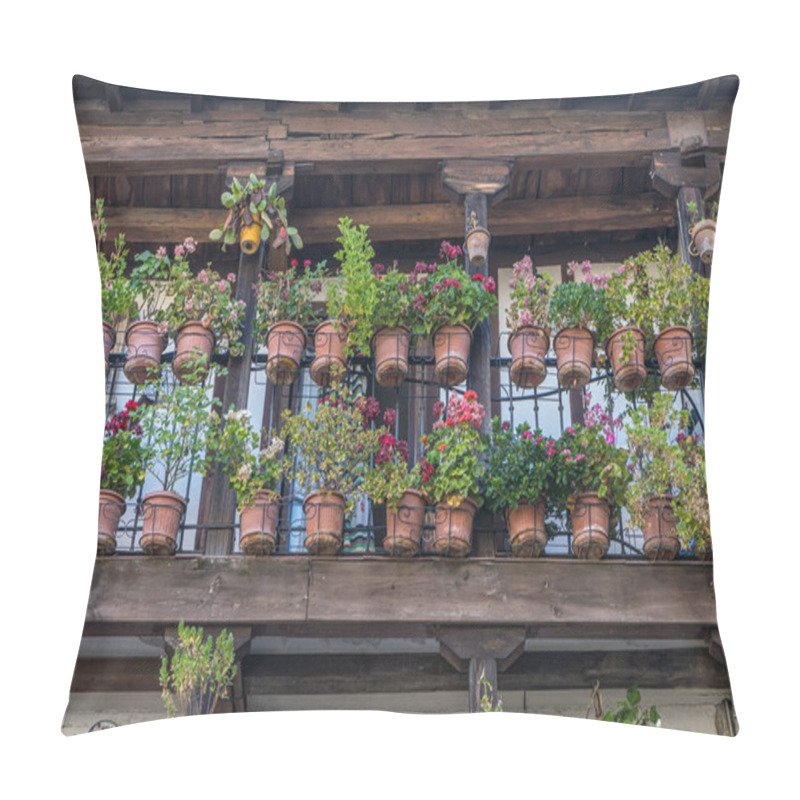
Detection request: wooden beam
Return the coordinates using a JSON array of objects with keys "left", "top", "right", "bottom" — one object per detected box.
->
[
  {"left": 101, "top": 192, "right": 674, "bottom": 246},
  {"left": 86, "top": 557, "right": 719, "bottom": 630}
]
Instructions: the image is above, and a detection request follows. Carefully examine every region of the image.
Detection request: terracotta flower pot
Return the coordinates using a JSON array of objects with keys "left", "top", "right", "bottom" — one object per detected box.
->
[
  {"left": 641, "top": 494, "right": 681, "bottom": 561},
  {"left": 173, "top": 321, "right": 215, "bottom": 384},
  {"left": 303, "top": 490, "right": 346, "bottom": 555},
  {"left": 553, "top": 327, "right": 594, "bottom": 390},
  {"left": 98, "top": 489, "right": 126, "bottom": 556},
  {"left": 465, "top": 227, "right": 491, "bottom": 268},
  {"left": 266, "top": 321, "right": 307, "bottom": 385},
  {"left": 140, "top": 490, "right": 187, "bottom": 555},
  {"left": 654, "top": 326, "right": 695, "bottom": 391},
  {"left": 569, "top": 492, "right": 611, "bottom": 560},
  {"left": 508, "top": 326, "right": 549, "bottom": 389},
  {"left": 102, "top": 320, "right": 116, "bottom": 367},
  {"left": 605, "top": 326, "right": 647, "bottom": 393},
  {"left": 239, "top": 490, "right": 280, "bottom": 555},
  {"left": 432, "top": 323, "right": 473, "bottom": 386},
  {"left": 689, "top": 219, "right": 716, "bottom": 266},
  {"left": 372, "top": 326, "right": 411, "bottom": 388},
  {"left": 506, "top": 500, "right": 548, "bottom": 557},
  {"left": 432, "top": 498, "right": 477, "bottom": 557},
  {"left": 384, "top": 489, "right": 426, "bottom": 557},
  {"left": 124, "top": 320, "right": 166, "bottom": 384},
  {"left": 310, "top": 320, "right": 347, "bottom": 387},
  {"left": 239, "top": 220, "right": 262, "bottom": 255}
]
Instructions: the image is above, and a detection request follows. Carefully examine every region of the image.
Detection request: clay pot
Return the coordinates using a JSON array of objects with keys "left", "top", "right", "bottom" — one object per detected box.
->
[
  {"left": 303, "top": 490, "right": 346, "bottom": 555},
  {"left": 553, "top": 327, "right": 594, "bottom": 390},
  {"left": 140, "top": 490, "right": 187, "bottom": 555},
  {"left": 266, "top": 321, "right": 307, "bottom": 385},
  {"left": 384, "top": 489, "right": 426, "bottom": 557},
  {"left": 239, "top": 220, "right": 262, "bottom": 255},
  {"left": 102, "top": 320, "right": 116, "bottom": 367},
  {"left": 605, "top": 326, "right": 647, "bottom": 393},
  {"left": 689, "top": 219, "right": 716, "bottom": 267},
  {"left": 569, "top": 492, "right": 611, "bottom": 560},
  {"left": 432, "top": 498, "right": 477, "bottom": 557},
  {"left": 239, "top": 490, "right": 281, "bottom": 555},
  {"left": 173, "top": 322, "right": 215, "bottom": 384},
  {"left": 124, "top": 320, "right": 166, "bottom": 384},
  {"left": 465, "top": 227, "right": 491, "bottom": 268},
  {"left": 372, "top": 326, "right": 411, "bottom": 388},
  {"left": 508, "top": 326, "right": 549, "bottom": 389},
  {"left": 310, "top": 320, "right": 347, "bottom": 387},
  {"left": 98, "top": 489, "right": 126, "bottom": 556},
  {"left": 641, "top": 494, "right": 681, "bottom": 561},
  {"left": 432, "top": 323, "right": 473, "bottom": 386},
  {"left": 507, "top": 500, "right": 548, "bottom": 557},
  {"left": 654, "top": 326, "right": 695, "bottom": 391}
]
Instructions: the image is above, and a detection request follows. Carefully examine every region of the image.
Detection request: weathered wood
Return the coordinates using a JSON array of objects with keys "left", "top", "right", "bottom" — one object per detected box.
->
[
  {"left": 560, "top": 262, "right": 586, "bottom": 427},
  {"left": 442, "top": 159, "right": 512, "bottom": 203},
  {"left": 650, "top": 150, "right": 722, "bottom": 198},
  {"left": 439, "top": 626, "right": 526, "bottom": 672},
  {"left": 469, "top": 656, "right": 498, "bottom": 712},
  {"left": 676, "top": 186, "right": 707, "bottom": 276}
]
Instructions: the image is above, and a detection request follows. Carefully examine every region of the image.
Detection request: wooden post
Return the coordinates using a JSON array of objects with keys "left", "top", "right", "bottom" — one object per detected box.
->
[
  {"left": 676, "top": 186, "right": 706, "bottom": 277},
  {"left": 560, "top": 263, "right": 585, "bottom": 427},
  {"left": 469, "top": 657, "right": 498, "bottom": 712}
]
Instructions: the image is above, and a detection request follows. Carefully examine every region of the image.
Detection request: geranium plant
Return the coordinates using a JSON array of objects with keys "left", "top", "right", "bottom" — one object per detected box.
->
[
  {"left": 130, "top": 247, "right": 173, "bottom": 323},
  {"left": 209, "top": 174, "right": 301, "bottom": 254},
  {"left": 95, "top": 199, "right": 138, "bottom": 326},
  {"left": 506, "top": 255, "right": 552, "bottom": 332},
  {"left": 208, "top": 407, "right": 285, "bottom": 511},
  {"left": 673, "top": 428, "right": 710, "bottom": 555},
  {"left": 549, "top": 260, "right": 612, "bottom": 340},
  {"left": 371, "top": 262, "right": 423, "bottom": 334},
  {"left": 281, "top": 381, "right": 381, "bottom": 516},
  {"left": 254, "top": 258, "right": 326, "bottom": 333},
  {"left": 419, "top": 390, "right": 487, "bottom": 505},
  {"left": 100, "top": 400, "right": 147, "bottom": 498}
]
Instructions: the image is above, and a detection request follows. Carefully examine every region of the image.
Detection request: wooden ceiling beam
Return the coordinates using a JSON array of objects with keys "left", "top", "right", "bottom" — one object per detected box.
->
[{"left": 101, "top": 192, "right": 673, "bottom": 246}]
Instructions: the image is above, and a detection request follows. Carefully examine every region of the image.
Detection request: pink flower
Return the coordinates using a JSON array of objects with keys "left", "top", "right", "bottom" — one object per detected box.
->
[
  {"left": 183, "top": 237, "right": 197, "bottom": 253},
  {"left": 155, "top": 246, "right": 167, "bottom": 260},
  {"left": 198, "top": 269, "right": 208, "bottom": 284},
  {"left": 218, "top": 279, "right": 227, "bottom": 291},
  {"left": 173, "top": 244, "right": 185, "bottom": 258},
  {"left": 227, "top": 272, "right": 237, "bottom": 283},
  {"left": 605, "top": 431, "right": 615, "bottom": 445},
  {"left": 521, "top": 431, "right": 533, "bottom": 439}
]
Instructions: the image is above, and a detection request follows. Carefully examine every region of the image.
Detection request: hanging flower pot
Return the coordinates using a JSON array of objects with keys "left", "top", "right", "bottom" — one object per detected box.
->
[
  {"left": 140, "top": 490, "right": 187, "bottom": 555},
  {"left": 239, "top": 218, "right": 262, "bottom": 255},
  {"left": 239, "top": 490, "right": 281, "bottom": 555},
  {"left": 372, "top": 326, "right": 411, "bottom": 388},
  {"left": 653, "top": 326, "right": 695, "bottom": 391},
  {"left": 384, "top": 490, "right": 426, "bottom": 557},
  {"left": 310, "top": 320, "right": 347, "bottom": 387},
  {"left": 266, "top": 321, "right": 307, "bottom": 385},
  {"left": 641, "top": 494, "right": 681, "bottom": 561},
  {"left": 102, "top": 320, "right": 116, "bottom": 368},
  {"left": 569, "top": 492, "right": 611, "bottom": 560},
  {"left": 507, "top": 500, "right": 548, "bottom": 558},
  {"left": 465, "top": 226, "right": 491, "bottom": 268},
  {"left": 303, "top": 490, "right": 346, "bottom": 555},
  {"left": 432, "top": 323, "right": 473, "bottom": 386},
  {"left": 124, "top": 320, "right": 167, "bottom": 385},
  {"left": 98, "top": 489, "right": 126, "bottom": 556},
  {"left": 553, "top": 327, "right": 594, "bottom": 390},
  {"left": 605, "top": 326, "right": 647, "bottom": 393},
  {"left": 173, "top": 321, "right": 215, "bottom": 385},
  {"left": 689, "top": 219, "right": 716, "bottom": 267},
  {"left": 508, "top": 326, "right": 549, "bottom": 389},
  {"left": 432, "top": 498, "right": 477, "bottom": 557}
]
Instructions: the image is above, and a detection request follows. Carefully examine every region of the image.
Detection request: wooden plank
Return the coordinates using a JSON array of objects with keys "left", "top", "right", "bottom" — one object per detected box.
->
[{"left": 101, "top": 192, "right": 674, "bottom": 246}]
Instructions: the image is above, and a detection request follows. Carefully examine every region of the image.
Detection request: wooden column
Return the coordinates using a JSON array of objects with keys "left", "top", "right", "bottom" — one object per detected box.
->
[
  {"left": 676, "top": 186, "right": 706, "bottom": 276},
  {"left": 560, "top": 263, "right": 585, "bottom": 428}
]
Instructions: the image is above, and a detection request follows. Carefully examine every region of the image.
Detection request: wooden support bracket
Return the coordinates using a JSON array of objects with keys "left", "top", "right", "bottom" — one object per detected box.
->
[
  {"left": 438, "top": 626, "right": 526, "bottom": 673},
  {"left": 442, "top": 159, "right": 513, "bottom": 206},
  {"left": 650, "top": 150, "right": 721, "bottom": 200}
]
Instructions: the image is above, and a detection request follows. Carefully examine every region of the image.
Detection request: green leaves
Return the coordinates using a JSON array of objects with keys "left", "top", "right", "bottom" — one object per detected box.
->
[{"left": 601, "top": 684, "right": 660, "bottom": 726}]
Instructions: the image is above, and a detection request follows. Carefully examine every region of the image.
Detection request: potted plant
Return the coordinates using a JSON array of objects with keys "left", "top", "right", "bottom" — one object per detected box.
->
[
  {"left": 464, "top": 210, "right": 491, "bottom": 268},
  {"left": 485, "top": 417, "right": 560, "bottom": 557},
  {"left": 94, "top": 199, "right": 138, "bottom": 367},
  {"left": 686, "top": 199, "right": 717, "bottom": 268},
  {"left": 363, "top": 407, "right": 426, "bottom": 556},
  {"left": 136, "top": 365, "right": 221, "bottom": 554},
  {"left": 422, "top": 242, "right": 497, "bottom": 386},
  {"left": 549, "top": 261, "right": 611, "bottom": 390},
  {"left": 624, "top": 394, "right": 688, "bottom": 560},
  {"left": 164, "top": 244, "right": 246, "bottom": 384},
  {"left": 209, "top": 175, "right": 302, "bottom": 255},
  {"left": 673, "top": 428, "right": 711, "bottom": 560},
  {"left": 125, "top": 248, "right": 173, "bottom": 384},
  {"left": 254, "top": 259, "right": 326, "bottom": 385},
  {"left": 208, "top": 407, "right": 285, "bottom": 555},
  {"left": 506, "top": 255, "right": 553, "bottom": 389},
  {"left": 420, "top": 391, "right": 487, "bottom": 556},
  {"left": 319, "top": 218, "right": 378, "bottom": 385},
  {"left": 551, "top": 395, "right": 629, "bottom": 559},
  {"left": 281, "top": 382, "right": 381, "bottom": 554},
  {"left": 625, "top": 245, "right": 710, "bottom": 391},
  {"left": 160, "top": 621, "right": 237, "bottom": 717},
  {"left": 98, "top": 400, "right": 146, "bottom": 555}
]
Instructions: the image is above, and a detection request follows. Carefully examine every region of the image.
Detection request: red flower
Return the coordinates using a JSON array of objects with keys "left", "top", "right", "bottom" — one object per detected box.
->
[
  {"left": 437, "top": 443, "right": 446, "bottom": 451},
  {"left": 464, "top": 390, "right": 478, "bottom": 403}
]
